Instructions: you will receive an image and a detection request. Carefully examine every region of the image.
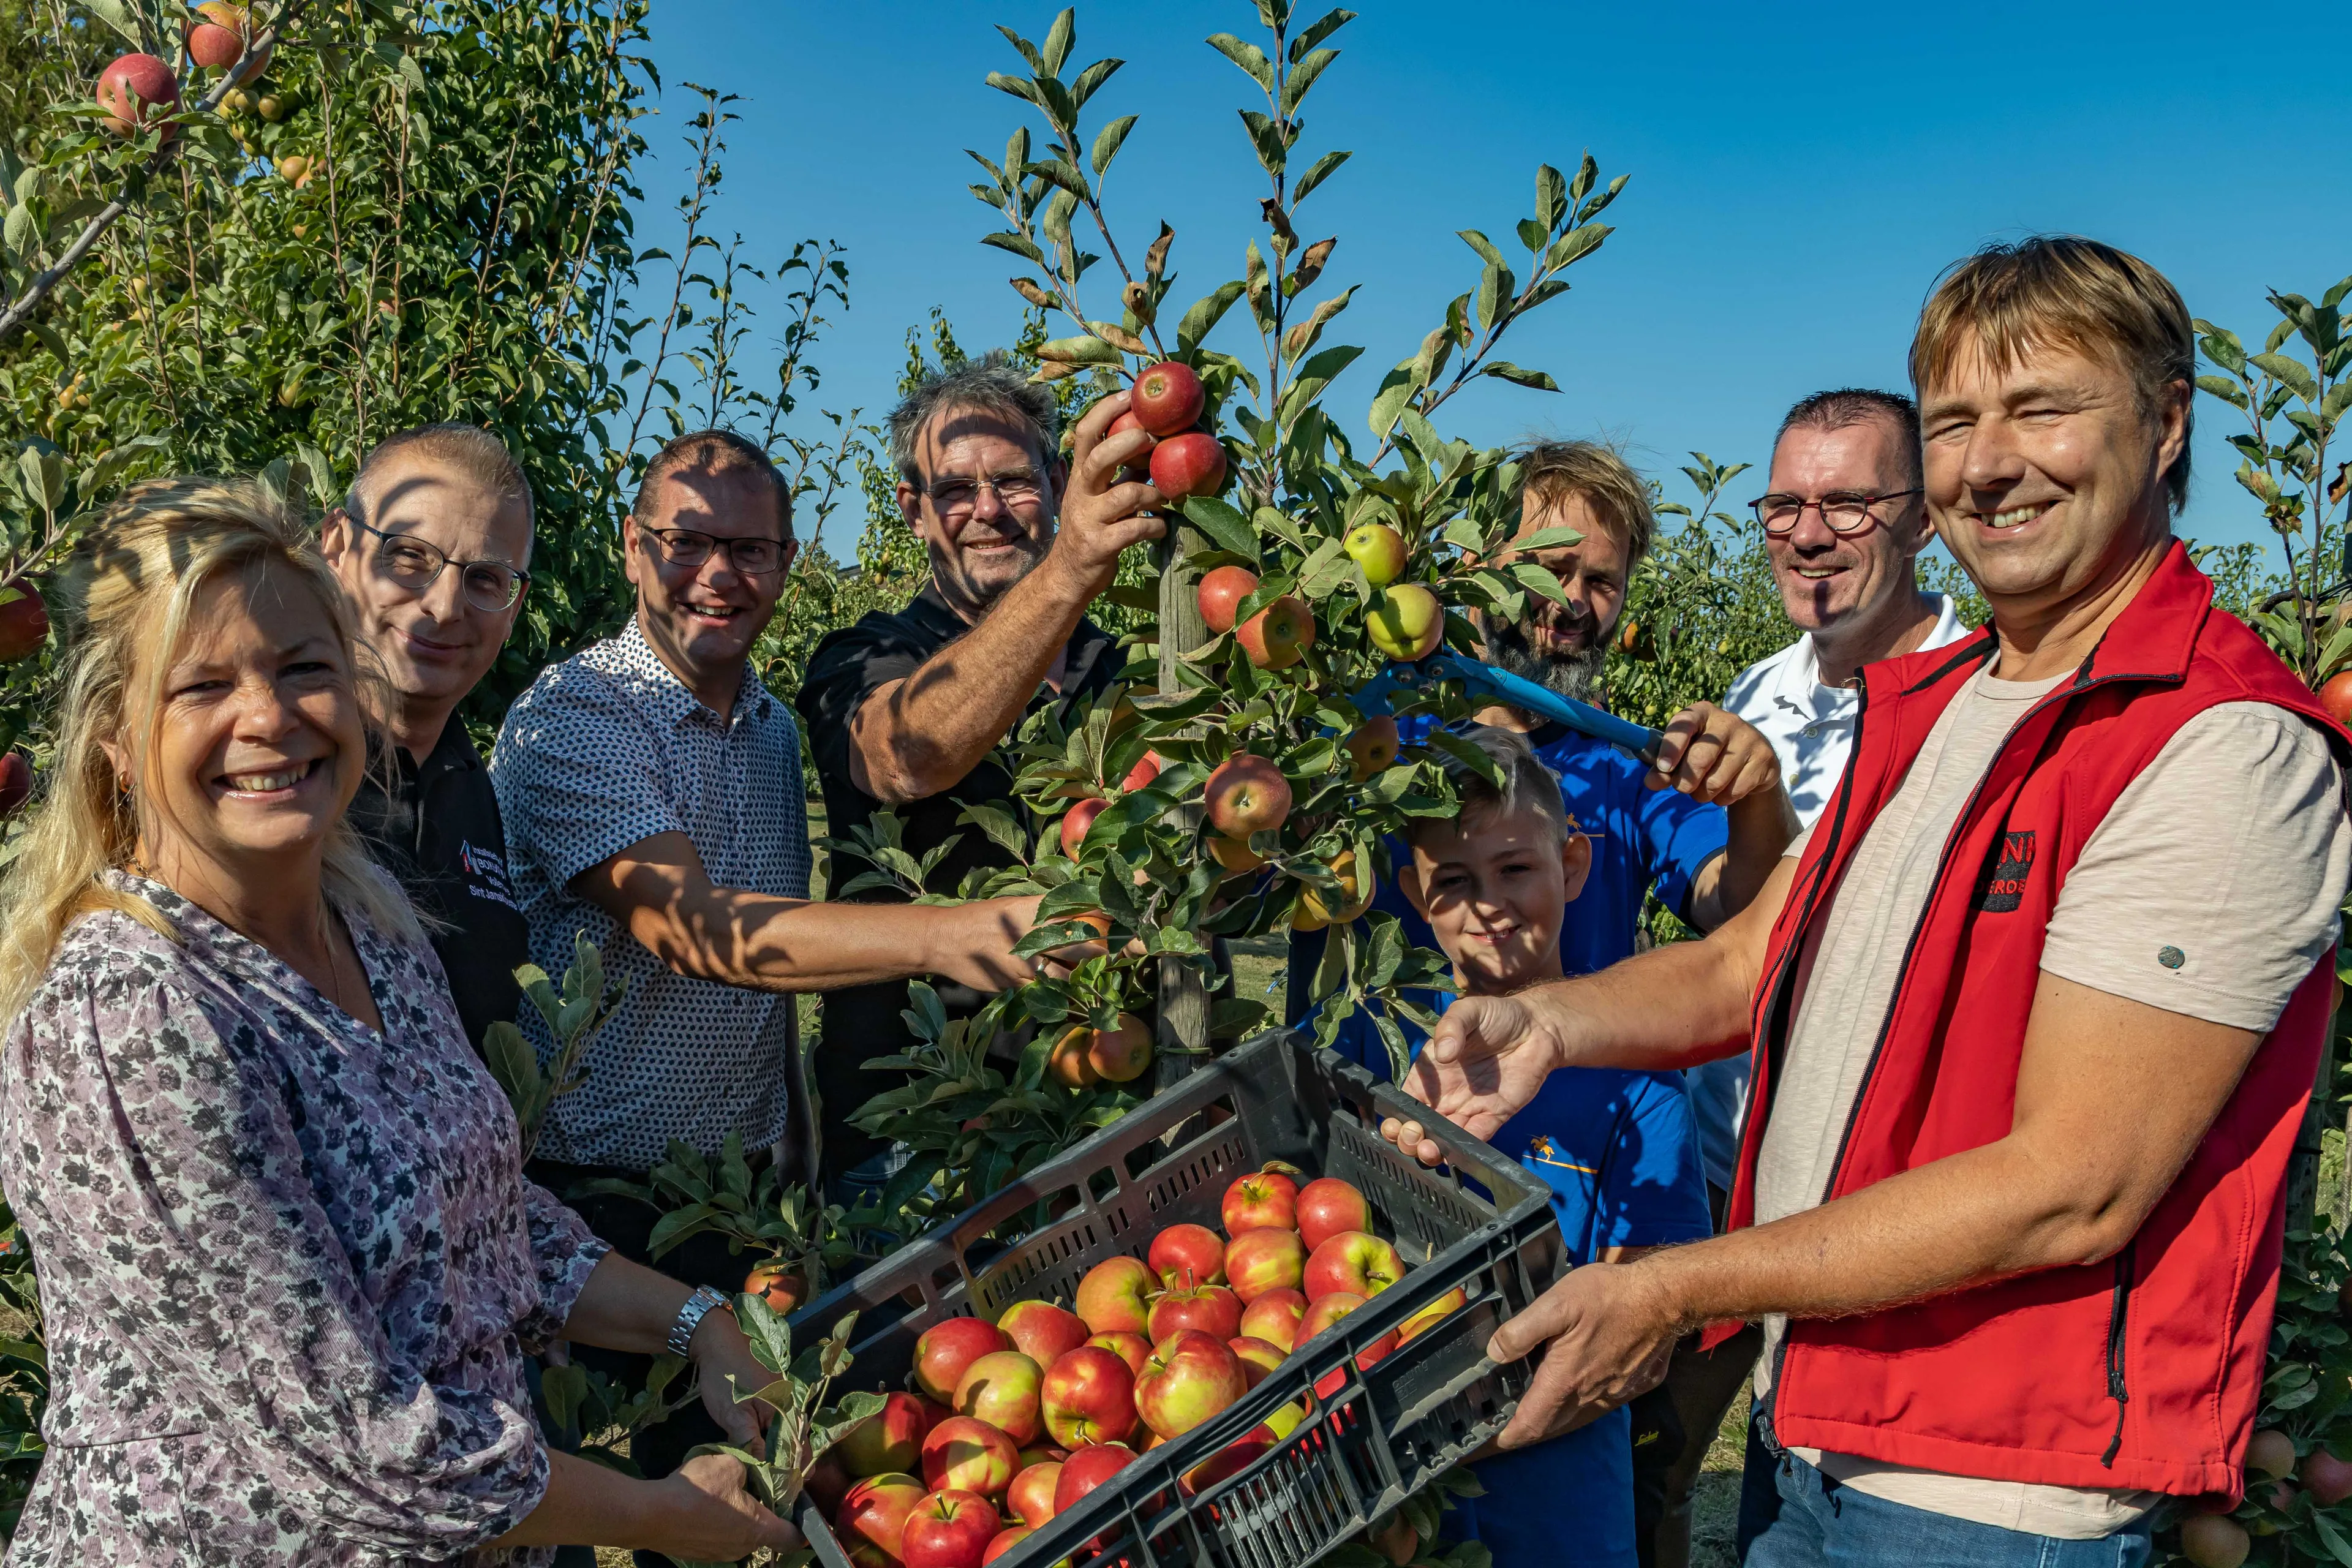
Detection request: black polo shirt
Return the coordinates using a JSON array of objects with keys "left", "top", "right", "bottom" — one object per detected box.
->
[
  {"left": 796, "top": 584, "right": 1121, "bottom": 1180},
  {"left": 352, "top": 720, "right": 532, "bottom": 1051}
]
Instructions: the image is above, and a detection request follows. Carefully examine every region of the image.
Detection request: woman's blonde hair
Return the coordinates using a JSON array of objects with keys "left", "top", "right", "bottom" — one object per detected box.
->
[{"left": 0, "top": 477, "right": 417, "bottom": 1024}]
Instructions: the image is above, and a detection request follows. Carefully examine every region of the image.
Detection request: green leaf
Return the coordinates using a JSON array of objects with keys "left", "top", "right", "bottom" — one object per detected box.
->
[
  {"left": 1476, "top": 263, "right": 1514, "bottom": 332},
  {"left": 1176, "top": 280, "right": 1246, "bottom": 354},
  {"left": 1482, "top": 361, "right": 1559, "bottom": 391},
  {"left": 2250, "top": 352, "right": 2319, "bottom": 403},
  {"left": 1544, "top": 222, "right": 1612, "bottom": 272},
  {"left": 1182, "top": 496, "right": 1259, "bottom": 562},
  {"left": 1040, "top": 8, "right": 1076, "bottom": 75},
  {"left": 1207, "top": 32, "right": 1276, "bottom": 92},
  {"left": 1282, "top": 48, "right": 1340, "bottom": 116},
  {"left": 1368, "top": 362, "right": 1419, "bottom": 439},
  {"left": 1291, "top": 7, "right": 1357, "bottom": 59},
  {"left": 2194, "top": 374, "right": 2251, "bottom": 411},
  {"left": 1069, "top": 58, "right": 1123, "bottom": 109},
  {"left": 1509, "top": 562, "right": 1569, "bottom": 606},
  {"left": 734, "top": 1292, "right": 796, "bottom": 1377},
  {"left": 481, "top": 1021, "right": 543, "bottom": 1104},
  {"left": 1457, "top": 230, "right": 1504, "bottom": 269},
  {"left": 79, "top": 0, "right": 143, "bottom": 45},
  {"left": 1534, "top": 163, "right": 1566, "bottom": 233},
  {"left": 1090, "top": 115, "right": 1138, "bottom": 177},
  {"left": 1512, "top": 525, "right": 1585, "bottom": 551},
  {"left": 1296, "top": 536, "right": 1356, "bottom": 600},
  {"left": 1291, "top": 148, "right": 1351, "bottom": 205}
]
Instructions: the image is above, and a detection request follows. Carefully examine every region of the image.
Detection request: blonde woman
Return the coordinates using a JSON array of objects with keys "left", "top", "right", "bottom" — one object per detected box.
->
[{"left": 0, "top": 480, "right": 796, "bottom": 1564}]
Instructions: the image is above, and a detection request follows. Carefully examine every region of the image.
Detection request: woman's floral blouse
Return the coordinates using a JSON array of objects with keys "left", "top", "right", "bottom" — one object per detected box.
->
[{"left": 0, "top": 873, "right": 609, "bottom": 1565}]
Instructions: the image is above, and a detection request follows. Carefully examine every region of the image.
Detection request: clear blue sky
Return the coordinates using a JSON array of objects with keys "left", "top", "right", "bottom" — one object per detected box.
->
[{"left": 636, "top": 2, "right": 2352, "bottom": 564}]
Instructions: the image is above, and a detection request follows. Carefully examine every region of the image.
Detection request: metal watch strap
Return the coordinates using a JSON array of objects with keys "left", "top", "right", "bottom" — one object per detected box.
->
[{"left": 667, "top": 1284, "right": 730, "bottom": 1357}]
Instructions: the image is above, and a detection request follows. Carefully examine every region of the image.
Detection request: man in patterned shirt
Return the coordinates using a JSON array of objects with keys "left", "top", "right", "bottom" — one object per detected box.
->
[{"left": 491, "top": 429, "right": 1058, "bottom": 1516}]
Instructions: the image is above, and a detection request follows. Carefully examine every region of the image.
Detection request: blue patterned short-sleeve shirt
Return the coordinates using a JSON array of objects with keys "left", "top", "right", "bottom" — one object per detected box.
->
[{"left": 490, "top": 619, "right": 810, "bottom": 1170}]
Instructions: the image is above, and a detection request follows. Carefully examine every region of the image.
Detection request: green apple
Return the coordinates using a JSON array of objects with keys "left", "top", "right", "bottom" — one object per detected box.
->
[
  {"left": 1342, "top": 522, "right": 1408, "bottom": 587},
  {"left": 1365, "top": 584, "right": 1444, "bottom": 661}
]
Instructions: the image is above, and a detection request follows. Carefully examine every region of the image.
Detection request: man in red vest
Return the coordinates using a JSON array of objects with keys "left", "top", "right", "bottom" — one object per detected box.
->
[{"left": 1386, "top": 236, "right": 2352, "bottom": 1563}]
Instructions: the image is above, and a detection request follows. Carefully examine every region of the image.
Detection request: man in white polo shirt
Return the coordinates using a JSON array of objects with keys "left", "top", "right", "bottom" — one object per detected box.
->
[{"left": 1649, "top": 388, "right": 1971, "bottom": 1568}]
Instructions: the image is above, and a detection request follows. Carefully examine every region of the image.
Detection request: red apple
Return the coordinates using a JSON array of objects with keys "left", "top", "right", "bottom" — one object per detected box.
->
[
  {"left": 1197, "top": 564, "right": 1260, "bottom": 635},
  {"left": 1238, "top": 1289, "right": 1307, "bottom": 1352},
  {"left": 1203, "top": 755, "right": 1291, "bottom": 840},
  {"left": 1397, "top": 1286, "right": 1469, "bottom": 1344},
  {"left": 2179, "top": 1513, "right": 2251, "bottom": 1568},
  {"left": 1295, "top": 1178, "right": 1372, "bottom": 1253},
  {"left": 744, "top": 1257, "right": 809, "bottom": 1314},
  {"left": 1131, "top": 361, "right": 1205, "bottom": 437},
  {"left": 1342, "top": 522, "right": 1409, "bottom": 587},
  {"left": 1074, "top": 1256, "right": 1155, "bottom": 1336},
  {"left": 841, "top": 1391, "right": 933, "bottom": 1478},
  {"left": 901, "top": 1488, "right": 1000, "bottom": 1568},
  {"left": 2302, "top": 1447, "right": 2352, "bottom": 1506},
  {"left": 922, "top": 1416, "right": 1020, "bottom": 1498},
  {"left": 915, "top": 1317, "right": 1012, "bottom": 1403},
  {"left": 2321, "top": 670, "right": 2352, "bottom": 728},
  {"left": 1298, "top": 1290, "right": 1366, "bottom": 1346},
  {"left": 1118, "top": 750, "right": 1163, "bottom": 792},
  {"left": 1150, "top": 431, "right": 1228, "bottom": 499},
  {"left": 1366, "top": 583, "right": 1444, "bottom": 661},
  {"left": 1086, "top": 1329, "right": 1152, "bottom": 1379},
  {"left": 1181, "top": 1422, "right": 1277, "bottom": 1496},
  {"left": 1046, "top": 1025, "right": 1100, "bottom": 1090},
  {"left": 2247, "top": 1428, "right": 2296, "bottom": 1482},
  {"left": 1060, "top": 795, "right": 1109, "bottom": 858},
  {"left": 998, "top": 1300, "right": 1091, "bottom": 1371},
  {"left": 1305, "top": 1231, "right": 1405, "bottom": 1301},
  {"left": 839, "top": 1472, "right": 929, "bottom": 1562},
  {"left": 1052, "top": 1441, "right": 1136, "bottom": 1515},
  {"left": 97, "top": 53, "right": 179, "bottom": 137},
  {"left": 1014, "top": 1444, "right": 1066, "bottom": 1471},
  {"left": 1224, "top": 1228, "right": 1306, "bottom": 1304},
  {"left": 1235, "top": 594, "right": 1314, "bottom": 669},
  {"left": 1148, "top": 1224, "right": 1228, "bottom": 1289},
  {"left": 0, "top": 588, "right": 46, "bottom": 663},
  {"left": 1040, "top": 1344, "right": 1137, "bottom": 1448},
  {"left": 1148, "top": 1281, "right": 1243, "bottom": 1343},
  {"left": 1222, "top": 1170, "right": 1299, "bottom": 1237},
  {"left": 0, "top": 755, "right": 30, "bottom": 818},
  {"left": 1229, "top": 1336, "right": 1285, "bottom": 1389},
  {"left": 918, "top": 1395, "right": 956, "bottom": 1433},
  {"left": 954, "top": 1350, "right": 1045, "bottom": 1447},
  {"left": 805, "top": 1450, "right": 854, "bottom": 1518},
  {"left": 981, "top": 1526, "right": 1033, "bottom": 1565},
  {"left": 1006, "top": 1460, "right": 1062, "bottom": 1527},
  {"left": 845, "top": 1543, "right": 901, "bottom": 1568},
  {"left": 1341, "top": 716, "right": 1401, "bottom": 782},
  {"left": 186, "top": 21, "right": 243, "bottom": 67},
  {"left": 1135, "top": 1329, "right": 1250, "bottom": 1439},
  {"left": 1088, "top": 1014, "right": 1154, "bottom": 1084}
]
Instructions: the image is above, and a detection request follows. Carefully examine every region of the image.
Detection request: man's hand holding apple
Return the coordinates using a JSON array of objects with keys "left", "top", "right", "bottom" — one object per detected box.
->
[{"left": 1046, "top": 390, "right": 1166, "bottom": 597}]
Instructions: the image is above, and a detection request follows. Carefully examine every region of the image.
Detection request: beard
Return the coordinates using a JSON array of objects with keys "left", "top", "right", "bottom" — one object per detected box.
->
[
  {"left": 937, "top": 529, "right": 1049, "bottom": 617},
  {"left": 1483, "top": 612, "right": 1608, "bottom": 704}
]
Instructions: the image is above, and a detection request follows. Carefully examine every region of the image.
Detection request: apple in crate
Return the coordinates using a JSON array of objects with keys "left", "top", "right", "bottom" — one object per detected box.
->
[
  {"left": 922, "top": 1416, "right": 1020, "bottom": 1498},
  {"left": 1041, "top": 1344, "right": 1138, "bottom": 1447},
  {"left": 1304, "top": 1231, "right": 1404, "bottom": 1300},
  {"left": 839, "top": 1390, "right": 932, "bottom": 1477},
  {"left": 1147, "top": 1281, "right": 1242, "bottom": 1343},
  {"left": 1000, "top": 1299, "right": 1091, "bottom": 1370},
  {"left": 954, "top": 1350, "right": 1044, "bottom": 1447},
  {"left": 1148, "top": 1223, "right": 1227, "bottom": 1288},
  {"left": 837, "top": 1472, "right": 927, "bottom": 1562},
  {"left": 1075, "top": 1255, "right": 1156, "bottom": 1336},
  {"left": 1181, "top": 1422, "right": 1280, "bottom": 1497},
  {"left": 900, "top": 1488, "right": 1000, "bottom": 1568},
  {"left": 1229, "top": 1336, "right": 1285, "bottom": 1389},
  {"left": 1399, "top": 1286, "right": 1471, "bottom": 1344},
  {"left": 1135, "top": 1329, "right": 1249, "bottom": 1439},
  {"left": 982, "top": 1526, "right": 1033, "bottom": 1565},
  {"left": 1238, "top": 1288, "right": 1307, "bottom": 1352},
  {"left": 1052, "top": 1441, "right": 1138, "bottom": 1515},
  {"left": 1087, "top": 1329, "right": 1152, "bottom": 1379},
  {"left": 1006, "top": 1460, "right": 1062, "bottom": 1526},
  {"left": 915, "top": 1316, "right": 1011, "bottom": 1403},
  {"left": 1224, "top": 1227, "right": 1306, "bottom": 1303},
  {"left": 1296, "top": 1177, "right": 1372, "bottom": 1251},
  {"left": 1222, "top": 1169, "right": 1299, "bottom": 1234}
]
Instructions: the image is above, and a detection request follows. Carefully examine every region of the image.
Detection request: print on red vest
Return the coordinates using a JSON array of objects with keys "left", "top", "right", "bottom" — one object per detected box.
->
[{"left": 1977, "top": 829, "right": 2037, "bottom": 913}]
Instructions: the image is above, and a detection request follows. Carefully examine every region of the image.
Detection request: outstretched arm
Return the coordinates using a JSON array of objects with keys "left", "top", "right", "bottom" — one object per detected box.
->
[
  {"left": 1644, "top": 699, "right": 1798, "bottom": 931},
  {"left": 851, "top": 392, "right": 1164, "bottom": 804},
  {"left": 1480, "top": 972, "right": 2267, "bottom": 1447},
  {"left": 573, "top": 832, "right": 1083, "bottom": 993}
]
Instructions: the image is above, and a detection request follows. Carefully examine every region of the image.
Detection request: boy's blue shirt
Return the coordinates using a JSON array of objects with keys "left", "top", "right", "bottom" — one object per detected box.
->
[
  {"left": 1286, "top": 717, "right": 1729, "bottom": 1019},
  {"left": 1319, "top": 993, "right": 1708, "bottom": 1567}
]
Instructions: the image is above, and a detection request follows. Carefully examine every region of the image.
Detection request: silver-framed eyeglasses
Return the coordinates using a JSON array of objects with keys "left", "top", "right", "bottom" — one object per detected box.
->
[
  {"left": 1748, "top": 489, "right": 1923, "bottom": 538},
  {"left": 924, "top": 469, "right": 1049, "bottom": 520},
  {"left": 345, "top": 514, "right": 530, "bottom": 612},
  {"left": 637, "top": 526, "right": 790, "bottom": 576}
]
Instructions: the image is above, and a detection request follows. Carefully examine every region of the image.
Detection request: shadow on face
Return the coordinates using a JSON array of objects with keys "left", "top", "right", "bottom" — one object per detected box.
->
[
  {"left": 896, "top": 405, "right": 1063, "bottom": 619},
  {"left": 1399, "top": 804, "right": 1592, "bottom": 993},
  {"left": 1482, "top": 492, "right": 1628, "bottom": 703},
  {"left": 624, "top": 465, "right": 797, "bottom": 691}
]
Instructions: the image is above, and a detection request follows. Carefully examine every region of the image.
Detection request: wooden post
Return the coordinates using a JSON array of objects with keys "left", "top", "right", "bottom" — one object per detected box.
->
[{"left": 1155, "top": 518, "right": 1213, "bottom": 1091}]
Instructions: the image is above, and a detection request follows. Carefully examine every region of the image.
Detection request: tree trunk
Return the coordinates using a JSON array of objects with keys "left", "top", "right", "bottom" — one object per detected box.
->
[{"left": 1155, "top": 518, "right": 1212, "bottom": 1091}]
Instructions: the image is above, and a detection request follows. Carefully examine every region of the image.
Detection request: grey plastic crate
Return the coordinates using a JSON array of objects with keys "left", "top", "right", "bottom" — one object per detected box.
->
[{"left": 794, "top": 1027, "right": 1565, "bottom": 1568}]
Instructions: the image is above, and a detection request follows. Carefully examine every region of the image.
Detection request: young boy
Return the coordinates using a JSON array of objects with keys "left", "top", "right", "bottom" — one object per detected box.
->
[{"left": 1323, "top": 726, "right": 1710, "bottom": 1567}]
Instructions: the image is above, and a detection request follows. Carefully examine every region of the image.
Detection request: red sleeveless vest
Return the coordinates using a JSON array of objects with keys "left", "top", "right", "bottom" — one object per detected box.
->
[{"left": 1727, "top": 541, "right": 2348, "bottom": 1499}]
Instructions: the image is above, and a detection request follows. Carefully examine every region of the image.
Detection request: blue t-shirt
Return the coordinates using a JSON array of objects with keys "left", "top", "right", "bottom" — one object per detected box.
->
[
  {"left": 1324, "top": 995, "right": 1709, "bottom": 1567},
  {"left": 1286, "top": 718, "right": 1730, "bottom": 1022}
]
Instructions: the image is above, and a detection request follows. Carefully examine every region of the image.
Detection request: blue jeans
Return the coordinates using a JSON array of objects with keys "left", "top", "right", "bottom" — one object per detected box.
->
[{"left": 1740, "top": 1413, "right": 2153, "bottom": 1567}]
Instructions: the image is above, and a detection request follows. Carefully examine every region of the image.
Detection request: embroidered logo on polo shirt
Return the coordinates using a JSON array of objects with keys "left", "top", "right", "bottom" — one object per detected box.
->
[
  {"left": 460, "top": 841, "right": 519, "bottom": 911},
  {"left": 1978, "top": 829, "right": 2037, "bottom": 913}
]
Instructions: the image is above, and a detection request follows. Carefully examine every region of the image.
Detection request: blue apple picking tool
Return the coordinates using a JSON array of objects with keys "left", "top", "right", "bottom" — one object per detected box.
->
[{"left": 1351, "top": 650, "right": 1667, "bottom": 767}]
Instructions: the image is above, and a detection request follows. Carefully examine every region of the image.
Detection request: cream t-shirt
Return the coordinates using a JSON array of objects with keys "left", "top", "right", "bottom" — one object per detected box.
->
[{"left": 1751, "top": 666, "right": 2351, "bottom": 1539}]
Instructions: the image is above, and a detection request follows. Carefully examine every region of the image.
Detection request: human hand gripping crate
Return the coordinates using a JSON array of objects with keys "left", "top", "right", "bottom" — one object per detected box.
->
[{"left": 790, "top": 1028, "right": 1564, "bottom": 1568}]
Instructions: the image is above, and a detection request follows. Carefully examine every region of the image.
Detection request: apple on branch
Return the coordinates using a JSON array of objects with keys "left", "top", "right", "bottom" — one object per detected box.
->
[
  {"left": 1366, "top": 583, "right": 1445, "bottom": 661},
  {"left": 1236, "top": 595, "right": 1315, "bottom": 669},
  {"left": 1197, "top": 565, "right": 1259, "bottom": 635},
  {"left": 1204, "top": 755, "right": 1291, "bottom": 840},
  {"left": 1131, "top": 361, "right": 1206, "bottom": 435}
]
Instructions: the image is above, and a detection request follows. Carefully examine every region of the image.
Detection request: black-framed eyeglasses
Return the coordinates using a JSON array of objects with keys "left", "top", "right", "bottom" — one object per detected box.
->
[
  {"left": 922, "top": 469, "right": 1049, "bottom": 520},
  {"left": 637, "top": 524, "right": 790, "bottom": 576},
  {"left": 1747, "top": 489, "right": 1924, "bottom": 538},
  {"left": 344, "top": 514, "right": 530, "bottom": 612}
]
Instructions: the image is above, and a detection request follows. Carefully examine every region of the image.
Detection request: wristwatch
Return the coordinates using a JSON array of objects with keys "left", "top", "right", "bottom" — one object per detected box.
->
[{"left": 667, "top": 1284, "right": 732, "bottom": 1357}]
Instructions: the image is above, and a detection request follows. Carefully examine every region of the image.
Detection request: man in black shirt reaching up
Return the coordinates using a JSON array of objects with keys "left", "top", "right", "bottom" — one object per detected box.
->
[
  {"left": 322, "top": 423, "right": 537, "bottom": 1049},
  {"left": 798, "top": 355, "right": 1164, "bottom": 1199}
]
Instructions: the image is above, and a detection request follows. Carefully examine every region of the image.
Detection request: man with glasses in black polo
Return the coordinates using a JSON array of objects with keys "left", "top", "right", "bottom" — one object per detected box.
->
[
  {"left": 797, "top": 355, "right": 1165, "bottom": 1204},
  {"left": 323, "top": 422, "right": 540, "bottom": 1051},
  {"left": 1648, "top": 389, "right": 1970, "bottom": 1568}
]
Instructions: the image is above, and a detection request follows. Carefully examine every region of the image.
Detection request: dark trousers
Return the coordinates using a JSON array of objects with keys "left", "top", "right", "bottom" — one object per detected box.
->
[{"left": 531, "top": 1158, "right": 756, "bottom": 1568}]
